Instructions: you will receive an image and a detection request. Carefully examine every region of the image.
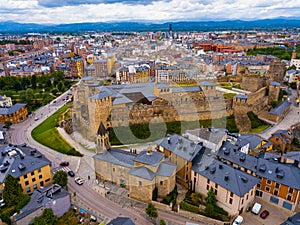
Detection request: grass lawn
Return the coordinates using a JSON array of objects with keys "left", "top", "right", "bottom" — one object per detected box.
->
[
  {"left": 223, "top": 93, "right": 236, "bottom": 99},
  {"left": 31, "top": 105, "right": 82, "bottom": 156},
  {"left": 248, "top": 125, "right": 270, "bottom": 133}
]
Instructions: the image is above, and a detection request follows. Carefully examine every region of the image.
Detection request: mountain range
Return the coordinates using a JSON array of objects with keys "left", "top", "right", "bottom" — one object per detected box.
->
[{"left": 0, "top": 19, "right": 300, "bottom": 33}]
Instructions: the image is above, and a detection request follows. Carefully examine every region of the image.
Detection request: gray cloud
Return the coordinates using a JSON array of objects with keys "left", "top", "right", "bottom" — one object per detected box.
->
[{"left": 38, "top": 0, "right": 170, "bottom": 7}]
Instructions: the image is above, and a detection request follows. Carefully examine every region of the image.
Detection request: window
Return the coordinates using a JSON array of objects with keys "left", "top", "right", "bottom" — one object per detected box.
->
[
  {"left": 39, "top": 175, "right": 42, "bottom": 179},
  {"left": 160, "top": 181, "right": 163, "bottom": 185},
  {"left": 256, "top": 190, "right": 263, "bottom": 197},
  {"left": 251, "top": 190, "right": 253, "bottom": 196},
  {"left": 215, "top": 190, "right": 217, "bottom": 195},
  {"left": 246, "top": 194, "right": 249, "bottom": 200},
  {"left": 40, "top": 181, "right": 44, "bottom": 186},
  {"left": 265, "top": 187, "right": 270, "bottom": 192},
  {"left": 288, "top": 188, "right": 294, "bottom": 194},
  {"left": 229, "top": 198, "right": 233, "bottom": 204},
  {"left": 274, "top": 190, "right": 279, "bottom": 196},
  {"left": 38, "top": 169, "right": 41, "bottom": 173},
  {"left": 112, "top": 168, "right": 115, "bottom": 172},
  {"left": 215, "top": 184, "right": 218, "bottom": 189},
  {"left": 230, "top": 192, "right": 233, "bottom": 197},
  {"left": 45, "top": 178, "right": 50, "bottom": 182},
  {"left": 266, "top": 179, "right": 272, "bottom": 185},
  {"left": 257, "top": 183, "right": 261, "bottom": 188},
  {"left": 275, "top": 183, "right": 280, "bottom": 189},
  {"left": 24, "top": 174, "right": 28, "bottom": 179},
  {"left": 33, "top": 184, "right": 37, "bottom": 189},
  {"left": 32, "top": 178, "right": 36, "bottom": 182},
  {"left": 241, "top": 199, "right": 244, "bottom": 205},
  {"left": 186, "top": 174, "right": 188, "bottom": 180},
  {"left": 31, "top": 171, "right": 35, "bottom": 176},
  {"left": 25, "top": 181, "right": 29, "bottom": 185},
  {"left": 26, "top": 187, "right": 30, "bottom": 193},
  {"left": 206, "top": 185, "right": 209, "bottom": 191},
  {"left": 139, "top": 181, "right": 142, "bottom": 186},
  {"left": 207, "top": 179, "right": 210, "bottom": 184},
  {"left": 287, "top": 195, "right": 292, "bottom": 201}
]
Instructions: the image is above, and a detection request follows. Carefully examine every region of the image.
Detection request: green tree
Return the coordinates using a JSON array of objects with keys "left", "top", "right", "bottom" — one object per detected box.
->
[
  {"left": 205, "top": 187, "right": 217, "bottom": 207},
  {"left": 32, "top": 208, "right": 58, "bottom": 225},
  {"left": 53, "top": 170, "right": 68, "bottom": 187},
  {"left": 57, "top": 82, "right": 63, "bottom": 92},
  {"left": 3, "top": 174, "right": 25, "bottom": 207},
  {"left": 270, "top": 100, "right": 279, "bottom": 108},
  {"left": 4, "top": 120, "right": 12, "bottom": 128},
  {"left": 25, "top": 88, "right": 35, "bottom": 105},
  {"left": 205, "top": 203, "right": 214, "bottom": 217},
  {"left": 31, "top": 75, "right": 37, "bottom": 89},
  {"left": 160, "top": 219, "right": 166, "bottom": 225},
  {"left": 190, "top": 192, "right": 202, "bottom": 206},
  {"left": 145, "top": 202, "right": 158, "bottom": 219}
]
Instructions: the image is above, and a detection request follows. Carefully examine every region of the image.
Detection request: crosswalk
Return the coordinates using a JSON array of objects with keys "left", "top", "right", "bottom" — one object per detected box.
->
[{"left": 52, "top": 166, "right": 71, "bottom": 174}]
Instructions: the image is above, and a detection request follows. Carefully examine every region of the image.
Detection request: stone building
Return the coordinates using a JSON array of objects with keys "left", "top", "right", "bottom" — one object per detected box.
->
[
  {"left": 92, "top": 125, "right": 176, "bottom": 202},
  {"left": 72, "top": 77, "right": 226, "bottom": 142}
]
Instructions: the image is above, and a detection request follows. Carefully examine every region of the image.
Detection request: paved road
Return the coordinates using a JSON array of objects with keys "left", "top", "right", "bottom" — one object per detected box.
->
[
  {"left": 8, "top": 91, "right": 217, "bottom": 225},
  {"left": 259, "top": 89, "right": 299, "bottom": 139}
]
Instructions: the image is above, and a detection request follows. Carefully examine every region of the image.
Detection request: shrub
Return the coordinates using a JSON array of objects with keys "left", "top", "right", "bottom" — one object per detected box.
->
[
  {"left": 247, "top": 111, "right": 263, "bottom": 129},
  {"left": 180, "top": 201, "right": 200, "bottom": 214}
]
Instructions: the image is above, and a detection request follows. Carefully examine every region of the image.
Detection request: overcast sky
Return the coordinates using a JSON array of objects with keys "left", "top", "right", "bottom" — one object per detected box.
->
[{"left": 0, "top": 0, "right": 299, "bottom": 24}]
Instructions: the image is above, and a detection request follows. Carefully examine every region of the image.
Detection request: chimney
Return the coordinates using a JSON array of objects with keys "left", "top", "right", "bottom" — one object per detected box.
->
[{"left": 167, "top": 137, "right": 171, "bottom": 144}]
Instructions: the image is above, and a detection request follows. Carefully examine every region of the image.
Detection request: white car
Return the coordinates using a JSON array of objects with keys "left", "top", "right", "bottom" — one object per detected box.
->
[
  {"left": 74, "top": 177, "right": 83, "bottom": 185},
  {"left": 233, "top": 215, "right": 243, "bottom": 225}
]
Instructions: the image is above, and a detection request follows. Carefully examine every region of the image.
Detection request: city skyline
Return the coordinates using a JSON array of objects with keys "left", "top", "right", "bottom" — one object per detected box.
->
[{"left": 0, "top": 0, "right": 299, "bottom": 24}]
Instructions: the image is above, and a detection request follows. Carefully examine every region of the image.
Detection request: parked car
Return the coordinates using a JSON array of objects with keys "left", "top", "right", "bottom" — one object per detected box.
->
[
  {"left": 68, "top": 170, "right": 75, "bottom": 177},
  {"left": 34, "top": 117, "right": 39, "bottom": 121},
  {"left": 90, "top": 215, "right": 97, "bottom": 222},
  {"left": 233, "top": 215, "right": 243, "bottom": 225},
  {"left": 60, "top": 161, "right": 69, "bottom": 166},
  {"left": 75, "top": 177, "right": 83, "bottom": 185},
  {"left": 252, "top": 203, "right": 262, "bottom": 215},
  {"left": 0, "top": 198, "right": 5, "bottom": 208},
  {"left": 260, "top": 210, "right": 270, "bottom": 219}
]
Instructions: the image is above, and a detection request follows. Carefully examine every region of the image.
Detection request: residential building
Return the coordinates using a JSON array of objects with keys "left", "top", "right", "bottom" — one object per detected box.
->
[
  {"left": 192, "top": 158, "right": 259, "bottom": 215},
  {"left": 217, "top": 141, "right": 300, "bottom": 211},
  {"left": 0, "top": 103, "right": 28, "bottom": 124},
  {"left": 268, "top": 130, "right": 293, "bottom": 152},
  {"left": 0, "top": 144, "right": 52, "bottom": 194},
  {"left": 12, "top": 184, "right": 70, "bottom": 225},
  {"left": 280, "top": 211, "right": 300, "bottom": 225},
  {"left": 155, "top": 134, "right": 203, "bottom": 188},
  {"left": 0, "top": 95, "right": 12, "bottom": 108},
  {"left": 184, "top": 128, "right": 227, "bottom": 152}
]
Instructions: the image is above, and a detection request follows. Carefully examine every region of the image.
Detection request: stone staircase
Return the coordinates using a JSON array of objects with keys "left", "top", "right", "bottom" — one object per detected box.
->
[{"left": 234, "top": 113, "right": 252, "bottom": 133}]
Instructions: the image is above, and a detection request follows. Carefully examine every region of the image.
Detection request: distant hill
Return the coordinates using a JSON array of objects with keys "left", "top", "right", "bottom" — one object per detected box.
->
[{"left": 0, "top": 19, "right": 300, "bottom": 33}]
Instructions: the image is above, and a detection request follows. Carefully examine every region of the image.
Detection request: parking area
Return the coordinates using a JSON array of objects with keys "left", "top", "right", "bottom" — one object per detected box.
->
[{"left": 241, "top": 198, "right": 294, "bottom": 225}]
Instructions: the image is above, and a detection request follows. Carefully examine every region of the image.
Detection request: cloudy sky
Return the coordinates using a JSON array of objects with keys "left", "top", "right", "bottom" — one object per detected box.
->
[{"left": 0, "top": 0, "right": 299, "bottom": 24}]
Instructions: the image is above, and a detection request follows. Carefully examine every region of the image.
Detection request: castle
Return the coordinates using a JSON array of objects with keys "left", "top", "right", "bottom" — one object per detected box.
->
[{"left": 72, "top": 77, "right": 227, "bottom": 142}]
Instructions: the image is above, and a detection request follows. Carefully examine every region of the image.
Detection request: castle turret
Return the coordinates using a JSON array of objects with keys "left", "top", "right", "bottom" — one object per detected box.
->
[
  {"left": 268, "top": 81, "right": 281, "bottom": 104},
  {"left": 95, "top": 122, "right": 110, "bottom": 154}
]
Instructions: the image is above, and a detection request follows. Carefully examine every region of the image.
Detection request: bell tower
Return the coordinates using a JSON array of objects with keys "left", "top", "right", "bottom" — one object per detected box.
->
[{"left": 95, "top": 122, "right": 110, "bottom": 154}]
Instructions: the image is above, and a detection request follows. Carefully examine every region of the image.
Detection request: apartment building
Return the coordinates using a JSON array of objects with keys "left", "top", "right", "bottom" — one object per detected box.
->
[{"left": 0, "top": 144, "right": 52, "bottom": 194}]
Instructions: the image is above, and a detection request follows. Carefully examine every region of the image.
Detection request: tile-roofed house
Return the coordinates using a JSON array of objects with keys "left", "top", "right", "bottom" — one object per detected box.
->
[
  {"left": 0, "top": 143, "right": 52, "bottom": 194},
  {"left": 192, "top": 158, "right": 259, "bottom": 215},
  {"left": 12, "top": 184, "right": 70, "bottom": 225}
]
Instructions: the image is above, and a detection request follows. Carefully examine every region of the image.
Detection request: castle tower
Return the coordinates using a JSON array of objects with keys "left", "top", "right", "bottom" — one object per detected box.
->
[
  {"left": 95, "top": 122, "right": 111, "bottom": 154},
  {"left": 268, "top": 81, "right": 281, "bottom": 104}
]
